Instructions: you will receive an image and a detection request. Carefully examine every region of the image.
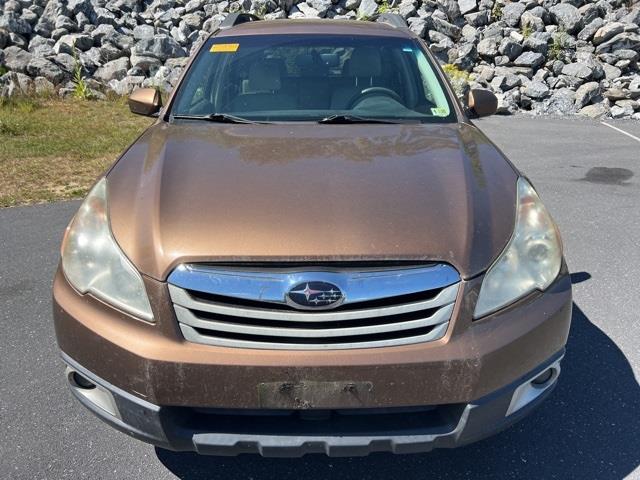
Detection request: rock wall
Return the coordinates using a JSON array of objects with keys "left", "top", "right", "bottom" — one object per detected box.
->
[{"left": 0, "top": 0, "right": 639, "bottom": 119}]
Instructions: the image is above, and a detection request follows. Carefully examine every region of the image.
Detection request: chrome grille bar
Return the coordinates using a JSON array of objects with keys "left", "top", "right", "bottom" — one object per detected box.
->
[
  {"left": 179, "top": 323, "right": 450, "bottom": 350},
  {"left": 174, "top": 303, "right": 453, "bottom": 338},
  {"left": 168, "top": 263, "right": 460, "bottom": 306},
  {"left": 168, "top": 283, "right": 458, "bottom": 322},
  {"left": 168, "top": 263, "right": 460, "bottom": 350}
]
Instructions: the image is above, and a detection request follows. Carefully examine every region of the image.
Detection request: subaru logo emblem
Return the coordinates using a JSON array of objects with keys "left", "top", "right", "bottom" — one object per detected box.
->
[{"left": 286, "top": 282, "right": 344, "bottom": 310}]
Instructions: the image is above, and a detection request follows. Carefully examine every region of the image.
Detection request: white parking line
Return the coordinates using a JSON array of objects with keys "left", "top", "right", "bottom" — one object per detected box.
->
[{"left": 601, "top": 121, "right": 640, "bottom": 144}]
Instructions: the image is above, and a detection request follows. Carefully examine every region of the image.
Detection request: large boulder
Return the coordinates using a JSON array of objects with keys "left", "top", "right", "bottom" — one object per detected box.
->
[
  {"left": 93, "top": 56, "right": 130, "bottom": 83},
  {"left": 2, "top": 46, "right": 33, "bottom": 74},
  {"left": 130, "top": 52, "right": 162, "bottom": 73},
  {"left": 26, "top": 56, "right": 66, "bottom": 84},
  {"left": 0, "top": 29, "right": 8, "bottom": 49},
  {"left": 549, "top": 3, "right": 583, "bottom": 34},
  {"left": 91, "top": 24, "right": 118, "bottom": 44},
  {"left": 477, "top": 37, "right": 498, "bottom": 58},
  {"left": 562, "top": 62, "right": 593, "bottom": 80},
  {"left": 535, "top": 88, "right": 577, "bottom": 115},
  {"left": 523, "top": 36, "right": 548, "bottom": 55},
  {"left": 133, "top": 24, "right": 155, "bottom": 41},
  {"left": 501, "top": 2, "right": 526, "bottom": 28},
  {"left": 432, "top": 16, "right": 461, "bottom": 39},
  {"left": 0, "top": 71, "right": 34, "bottom": 96},
  {"left": 579, "top": 102, "right": 609, "bottom": 119},
  {"left": 595, "top": 32, "right": 640, "bottom": 54},
  {"left": 514, "top": 51, "right": 545, "bottom": 69},
  {"left": 499, "top": 38, "right": 523, "bottom": 61},
  {"left": 51, "top": 52, "right": 76, "bottom": 74},
  {"left": 67, "top": 0, "right": 94, "bottom": 17},
  {"left": 54, "top": 33, "right": 93, "bottom": 54},
  {"left": 593, "top": 22, "right": 625, "bottom": 46},
  {"left": 578, "top": 18, "right": 604, "bottom": 42},
  {"left": 457, "top": 0, "right": 477, "bottom": 15},
  {"left": 357, "top": 0, "right": 377, "bottom": 18},
  {"left": 34, "top": 76, "right": 55, "bottom": 94},
  {"left": 0, "top": 13, "right": 33, "bottom": 36},
  {"left": 131, "top": 34, "right": 186, "bottom": 62},
  {"left": 94, "top": 8, "right": 118, "bottom": 26},
  {"left": 574, "top": 82, "right": 600, "bottom": 109},
  {"left": 523, "top": 80, "right": 550, "bottom": 100}
]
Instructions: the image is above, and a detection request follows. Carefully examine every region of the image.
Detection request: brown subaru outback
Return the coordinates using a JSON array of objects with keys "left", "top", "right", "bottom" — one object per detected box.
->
[{"left": 53, "top": 14, "right": 572, "bottom": 457}]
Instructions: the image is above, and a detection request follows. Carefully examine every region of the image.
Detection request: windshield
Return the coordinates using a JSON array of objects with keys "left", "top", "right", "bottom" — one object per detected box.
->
[{"left": 170, "top": 34, "right": 456, "bottom": 123}]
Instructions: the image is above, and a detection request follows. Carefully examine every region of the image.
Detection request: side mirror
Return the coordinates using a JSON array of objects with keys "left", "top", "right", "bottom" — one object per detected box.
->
[
  {"left": 129, "top": 88, "right": 162, "bottom": 116},
  {"left": 468, "top": 89, "right": 498, "bottom": 117}
]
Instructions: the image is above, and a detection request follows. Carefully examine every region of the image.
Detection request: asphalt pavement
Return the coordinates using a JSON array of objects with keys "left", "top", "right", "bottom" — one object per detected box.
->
[{"left": 1, "top": 116, "right": 639, "bottom": 479}]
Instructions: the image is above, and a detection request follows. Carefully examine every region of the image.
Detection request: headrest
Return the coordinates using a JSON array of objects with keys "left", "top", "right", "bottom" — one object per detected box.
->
[
  {"left": 295, "top": 53, "right": 327, "bottom": 75},
  {"left": 248, "top": 61, "right": 281, "bottom": 91},
  {"left": 346, "top": 48, "right": 382, "bottom": 77},
  {"left": 320, "top": 53, "right": 339, "bottom": 68}
]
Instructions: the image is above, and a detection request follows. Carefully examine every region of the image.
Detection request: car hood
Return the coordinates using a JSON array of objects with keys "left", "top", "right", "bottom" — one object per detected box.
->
[{"left": 107, "top": 121, "right": 518, "bottom": 281}]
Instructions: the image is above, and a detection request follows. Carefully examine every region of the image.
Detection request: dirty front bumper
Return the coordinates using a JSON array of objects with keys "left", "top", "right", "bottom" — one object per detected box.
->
[
  {"left": 53, "top": 266, "right": 572, "bottom": 455},
  {"left": 63, "top": 350, "right": 563, "bottom": 456}
]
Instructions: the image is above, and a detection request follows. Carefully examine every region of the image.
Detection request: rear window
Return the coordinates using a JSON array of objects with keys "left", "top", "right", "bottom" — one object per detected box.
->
[{"left": 170, "top": 34, "right": 456, "bottom": 123}]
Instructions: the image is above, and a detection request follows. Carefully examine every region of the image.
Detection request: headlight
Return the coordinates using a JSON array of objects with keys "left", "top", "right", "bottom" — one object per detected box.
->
[
  {"left": 474, "top": 177, "right": 562, "bottom": 318},
  {"left": 61, "top": 178, "right": 154, "bottom": 321}
]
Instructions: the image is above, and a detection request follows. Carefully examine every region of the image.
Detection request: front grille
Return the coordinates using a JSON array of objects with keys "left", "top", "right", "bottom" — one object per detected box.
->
[{"left": 168, "top": 263, "right": 460, "bottom": 350}]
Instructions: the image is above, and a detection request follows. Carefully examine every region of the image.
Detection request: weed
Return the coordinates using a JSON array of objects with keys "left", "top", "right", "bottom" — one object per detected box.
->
[
  {"left": 491, "top": 1, "right": 503, "bottom": 21},
  {"left": 549, "top": 29, "right": 570, "bottom": 61},
  {"left": 71, "top": 42, "right": 92, "bottom": 100},
  {"left": 0, "top": 65, "right": 8, "bottom": 77},
  {"left": 377, "top": 0, "right": 397, "bottom": 14},
  {"left": 252, "top": 1, "right": 268, "bottom": 18},
  {"left": 521, "top": 22, "right": 533, "bottom": 38},
  {"left": 442, "top": 63, "right": 471, "bottom": 97}
]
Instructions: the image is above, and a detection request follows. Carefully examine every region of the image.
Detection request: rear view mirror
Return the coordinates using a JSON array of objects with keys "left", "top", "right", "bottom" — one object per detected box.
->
[
  {"left": 468, "top": 89, "right": 498, "bottom": 117},
  {"left": 129, "top": 88, "right": 162, "bottom": 116}
]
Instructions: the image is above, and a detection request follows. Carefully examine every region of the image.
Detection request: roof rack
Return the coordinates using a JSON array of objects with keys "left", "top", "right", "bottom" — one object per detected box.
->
[
  {"left": 219, "top": 12, "right": 262, "bottom": 30},
  {"left": 376, "top": 13, "right": 409, "bottom": 30}
]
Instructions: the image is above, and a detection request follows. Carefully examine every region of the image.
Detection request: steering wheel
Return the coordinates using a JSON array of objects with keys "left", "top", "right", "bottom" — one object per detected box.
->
[{"left": 346, "top": 87, "right": 403, "bottom": 109}]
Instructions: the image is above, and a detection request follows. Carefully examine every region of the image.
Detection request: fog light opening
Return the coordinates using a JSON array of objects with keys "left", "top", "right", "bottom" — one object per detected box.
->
[
  {"left": 506, "top": 358, "right": 562, "bottom": 417},
  {"left": 71, "top": 371, "right": 96, "bottom": 390},
  {"left": 65, "top": 367, "right": 120, "bottom": 418},
  {"left": 531, "top": 368, "right": 555, "bottom": 387}
]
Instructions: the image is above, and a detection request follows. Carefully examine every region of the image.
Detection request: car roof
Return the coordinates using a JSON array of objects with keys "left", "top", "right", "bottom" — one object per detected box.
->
[{"left": 215, "top": 19, "right": 415, "bottom": 39}]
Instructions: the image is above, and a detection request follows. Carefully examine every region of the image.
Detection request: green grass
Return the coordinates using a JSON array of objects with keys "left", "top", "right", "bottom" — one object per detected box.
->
[{"left": 0, "top": 96, "right": 153, "bottom": 207}]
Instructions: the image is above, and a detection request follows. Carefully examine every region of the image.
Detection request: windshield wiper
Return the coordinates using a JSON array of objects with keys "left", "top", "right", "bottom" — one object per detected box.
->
[
  {"left": 171, "top": 113, "right": 264, "bottom": 124},
  {"left": 318, "top": 114, "right": 403, "bottom": 124}
]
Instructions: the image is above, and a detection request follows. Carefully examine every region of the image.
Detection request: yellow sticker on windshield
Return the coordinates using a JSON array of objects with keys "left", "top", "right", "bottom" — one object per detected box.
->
[
  {"left": 210, "top": 43, "right": 240, "bottom": 53},
  {"left": 431, "top": 107, "right": 449, "bottom": 117}
]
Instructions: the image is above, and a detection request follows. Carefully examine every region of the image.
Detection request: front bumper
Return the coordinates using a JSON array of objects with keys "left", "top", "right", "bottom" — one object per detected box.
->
[
  {"left": 63, "top": 351, "right": 563, "bottom": 456},
  {"left": 53, "top": 265, "right": 572, "bottom": 455}
]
